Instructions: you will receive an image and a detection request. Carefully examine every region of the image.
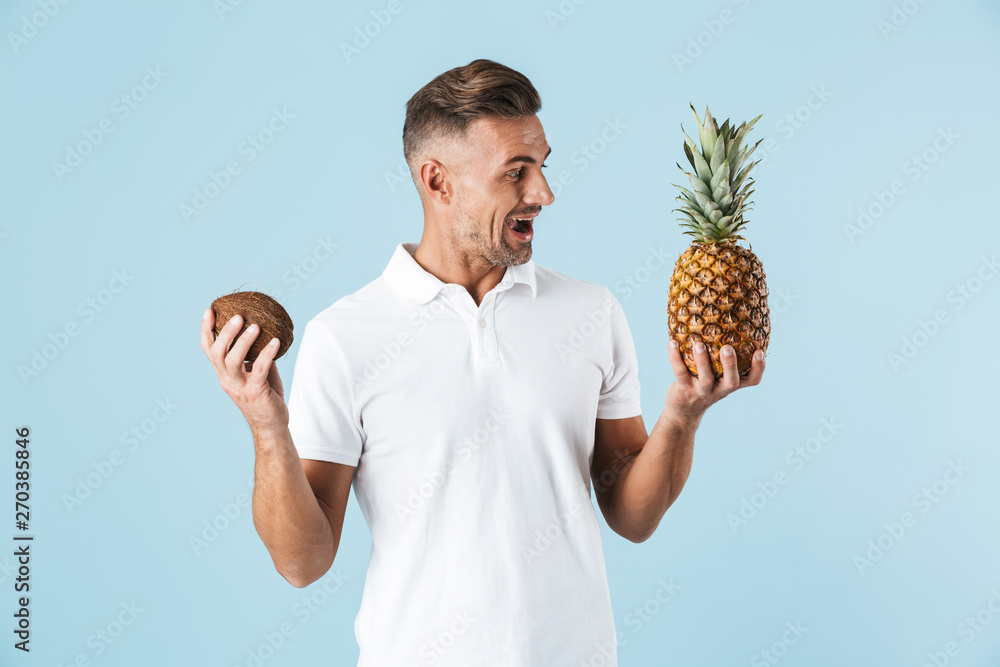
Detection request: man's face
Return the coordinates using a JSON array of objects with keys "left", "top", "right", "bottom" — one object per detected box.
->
[{"left": 444, "top": 114, "right": 554, "bottom": 267}]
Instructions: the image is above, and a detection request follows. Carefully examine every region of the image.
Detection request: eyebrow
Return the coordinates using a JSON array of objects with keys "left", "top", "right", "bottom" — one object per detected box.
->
[{"left": 503, "top": 146, "right": 552, "bottom": 166}]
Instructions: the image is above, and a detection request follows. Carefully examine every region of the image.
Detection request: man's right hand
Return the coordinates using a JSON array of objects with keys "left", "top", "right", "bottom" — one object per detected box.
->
[{"left": 200, "top": 307, "right": 289, "bottom": 437}]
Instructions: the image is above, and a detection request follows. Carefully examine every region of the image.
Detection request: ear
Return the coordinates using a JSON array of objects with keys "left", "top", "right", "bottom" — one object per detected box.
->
[{"left": 419, "top": 160, "right": 451, "bottom": 204}]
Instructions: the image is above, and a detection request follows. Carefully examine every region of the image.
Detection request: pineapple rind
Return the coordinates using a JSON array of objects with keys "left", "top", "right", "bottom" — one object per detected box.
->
[{"left": 667, "top": 240, "right": 770, "bottom": 378}]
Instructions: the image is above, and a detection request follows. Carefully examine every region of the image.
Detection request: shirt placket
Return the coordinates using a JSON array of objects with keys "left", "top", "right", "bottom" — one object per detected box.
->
[
  {"left": 474, "top": 293, "right": 499, "bottom": 365},
  {"left": 443, "top": 282, "right": 507, "bottom": 366}
]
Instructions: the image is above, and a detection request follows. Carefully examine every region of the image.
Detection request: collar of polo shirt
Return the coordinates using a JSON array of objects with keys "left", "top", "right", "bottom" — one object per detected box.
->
[{"left": 382, "top": 241, "right": 538, "bottom": 305}]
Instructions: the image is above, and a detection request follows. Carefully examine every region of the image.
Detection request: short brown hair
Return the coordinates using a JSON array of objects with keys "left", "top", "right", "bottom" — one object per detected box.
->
[{"left": 402, "top": 59, "right": 542, "bottom": 167}]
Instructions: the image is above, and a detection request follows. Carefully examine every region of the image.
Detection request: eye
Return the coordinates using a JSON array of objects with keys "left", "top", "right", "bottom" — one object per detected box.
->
[{"left": 509, "top": 164, "right": 547, "bottom": 179}]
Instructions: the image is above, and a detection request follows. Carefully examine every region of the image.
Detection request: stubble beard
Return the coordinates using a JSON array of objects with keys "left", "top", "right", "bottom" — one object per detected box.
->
[{"left": 451, "top": 193, "right": 531, "bottom": 268}]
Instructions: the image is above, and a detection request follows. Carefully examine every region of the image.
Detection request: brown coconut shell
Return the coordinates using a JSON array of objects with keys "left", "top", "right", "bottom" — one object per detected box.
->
[{"left": 211, "top": 290, "right": 294, "bottom": 363}]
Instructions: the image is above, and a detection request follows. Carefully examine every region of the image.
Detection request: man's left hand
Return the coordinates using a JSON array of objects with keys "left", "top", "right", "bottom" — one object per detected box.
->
[{"left": 664, "top": 340, "right": 765, "bottom": 425}]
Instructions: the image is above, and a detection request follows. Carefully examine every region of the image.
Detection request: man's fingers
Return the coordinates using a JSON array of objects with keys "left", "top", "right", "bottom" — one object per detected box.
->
[
  {"left": 200, "top": 308, "right": 216, "bottom": 357},
  {"left": 742, "top": 349, "right": 766, "bottom": 386},
  {"left": 692, "top": 341, "right": 715, "bottom": 391},
  {"left": 249, "top": 337, "right": 280, "bottom": 383},
  {"left": 667, "top": 339, "right": 693, "bottom": 387},
  {"left": 210, "top": 313, "right": 243, "bottom": 366},
  {"left": 225, "top": 322, "right": 261, "bottom": 374},
  {"left": 719, "top": 345, "right": 740, "bottom": 391},
  {"left": 266, "top": 358, "right": 284, "bottom": 400}
]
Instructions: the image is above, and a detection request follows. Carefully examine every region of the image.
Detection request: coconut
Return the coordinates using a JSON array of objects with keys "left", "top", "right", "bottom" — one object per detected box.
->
[{"left": 211, "top": 290, "right": 294, "bottom": 363}]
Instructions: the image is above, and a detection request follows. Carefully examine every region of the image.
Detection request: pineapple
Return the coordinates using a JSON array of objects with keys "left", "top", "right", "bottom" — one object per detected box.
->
[{"left": 667, "top": 104, "right": 770, "bottom": 379}]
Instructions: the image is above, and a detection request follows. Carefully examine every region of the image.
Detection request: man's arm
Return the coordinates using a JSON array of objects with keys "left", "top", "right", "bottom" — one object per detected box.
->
[
  {"left": 591, "top": 412, "right": 698, "bottom": 543},
  {"left": 591, "top": 339, "right": 765, "bottom": 543},
  {"left": 251, "top": 428, "right": 355, "bottom": 588},
  {"left": 200, "top": 308, "right": 353, "bottom": 588}
]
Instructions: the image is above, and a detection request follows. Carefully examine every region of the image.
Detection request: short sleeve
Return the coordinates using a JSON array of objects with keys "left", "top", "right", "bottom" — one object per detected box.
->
[
  {"left": 596, "top": 288, "right": 642, "bottom": 419},
  {"left": 286, "top": 319, "right": 365, "bottom": 466}
]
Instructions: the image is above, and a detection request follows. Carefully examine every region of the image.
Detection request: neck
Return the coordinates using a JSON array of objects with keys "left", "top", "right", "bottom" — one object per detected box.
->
[{"left": 411, "top": 233, "right": 507, "bottom": 308}]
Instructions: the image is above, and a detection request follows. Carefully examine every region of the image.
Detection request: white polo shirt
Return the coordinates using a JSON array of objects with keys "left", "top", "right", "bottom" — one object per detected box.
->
[{"left": 287, "top": 241, "right": 642, "bottom": 666}]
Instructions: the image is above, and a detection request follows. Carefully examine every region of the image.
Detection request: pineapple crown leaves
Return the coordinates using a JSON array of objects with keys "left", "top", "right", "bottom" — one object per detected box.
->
[{"left": 671, "top": 103, "right": 763, "bottom": 244}]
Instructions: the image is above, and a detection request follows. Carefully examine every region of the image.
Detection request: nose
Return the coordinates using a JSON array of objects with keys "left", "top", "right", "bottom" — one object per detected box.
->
[{"left": 525, "top": 168, "right": 555, "bottom": 208}]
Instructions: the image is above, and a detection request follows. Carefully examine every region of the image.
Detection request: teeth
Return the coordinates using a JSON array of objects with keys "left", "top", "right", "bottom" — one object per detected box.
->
[{"left": 506, "top": 216, "right": 535, "bottom": 238}]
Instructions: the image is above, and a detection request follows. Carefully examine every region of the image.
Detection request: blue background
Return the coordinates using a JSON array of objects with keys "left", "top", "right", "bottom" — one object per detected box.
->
[{"left": 3, "top": 0, "right": 999, "bottom": 665}]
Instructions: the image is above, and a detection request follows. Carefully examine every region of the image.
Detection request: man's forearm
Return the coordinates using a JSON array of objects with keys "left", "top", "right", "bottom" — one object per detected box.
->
[
  {"left": 251, "top": 427, "right": 336, "bottom": 587},
  {"left": 607, "top": 411, "right": 701, "bottom": 542}
]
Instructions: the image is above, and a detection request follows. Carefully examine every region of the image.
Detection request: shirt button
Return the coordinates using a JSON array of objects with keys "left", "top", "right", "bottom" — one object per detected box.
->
[{"left": 478, "top": 319, "right": 486, "bottom": 327}]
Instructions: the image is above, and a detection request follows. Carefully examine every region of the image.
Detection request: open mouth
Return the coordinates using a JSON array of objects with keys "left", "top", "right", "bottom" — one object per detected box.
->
[{"left": 505, "top": 215, "right": 534, "bottom": 242}]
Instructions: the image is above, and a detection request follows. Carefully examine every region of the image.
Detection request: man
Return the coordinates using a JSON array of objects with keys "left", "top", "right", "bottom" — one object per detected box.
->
[{"left": 200, "top": 58, "right": 764, "bottom": 666}]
